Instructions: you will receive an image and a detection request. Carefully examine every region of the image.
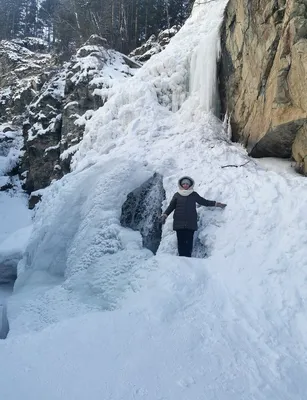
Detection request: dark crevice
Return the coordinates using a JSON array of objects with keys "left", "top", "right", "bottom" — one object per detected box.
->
[
  {"left": 257, "top": 33, "right": 281, "bottom": 99},
  {"left": 249, "top": 120, "right": 306, "bottom": 158},
  {"left": 0, "top": 303, "right": 9, "bottom": 339}
]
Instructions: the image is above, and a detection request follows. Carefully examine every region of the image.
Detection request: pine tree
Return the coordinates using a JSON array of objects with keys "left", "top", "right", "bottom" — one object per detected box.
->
[
  {"left": 0, "top": 0, "right": 194, "bottom": 54},
  {"left": 0, "top": 0, "right": 21, "bottom": 39},
  {"left": 19, "top": 0, "right": 38, "bottom": 37},
  {"left": 38, "top": 0, "right": 57, "bottom": 46}
]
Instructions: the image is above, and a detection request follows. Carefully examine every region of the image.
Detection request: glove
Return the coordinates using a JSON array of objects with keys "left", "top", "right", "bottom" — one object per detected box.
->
[
  {"left": 215, "top": 202, "right": 227, "bottom": 209},
  {"left": 160, "top": 214, "right": 167, "bottom": 224}
]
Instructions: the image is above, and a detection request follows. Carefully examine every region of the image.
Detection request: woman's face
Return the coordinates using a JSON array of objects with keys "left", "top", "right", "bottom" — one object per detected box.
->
[{"left": 181, "top": 182, "right": 190, "bottom": 189}]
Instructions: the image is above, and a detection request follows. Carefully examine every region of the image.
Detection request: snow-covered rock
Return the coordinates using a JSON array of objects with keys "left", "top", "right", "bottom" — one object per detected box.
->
[
  {"left": 59, "top": 35, "right": 139, "bottom": 172},
  {"left": 0, "top": 39, "right": 52, "bottom": 123},
  {"left": 120, "top": 173, "right": 165, "bottom": 254},
  {"left": 129, "top": 26, "right": 180, "bottom": 63},
  {"left": 3, "top": 35, "right": 139, "bottom": 195},
  {"left": 0, "top": 127, "right": 23, "bottom": 178},
  {"left": 0, "top": 35, "right": 140, "bottom": 197}
]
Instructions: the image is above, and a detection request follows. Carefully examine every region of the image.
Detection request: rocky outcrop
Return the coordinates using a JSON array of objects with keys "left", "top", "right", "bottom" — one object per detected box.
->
[
  {"left": 0, "top": 38, "right": 61, "bottom": 193},
  {"left": 0, "top": 38, "right": 52, "bottom": 123},
  {"left": 120, "top": 173, "right": 165, "bottom": 254},
  {"left": 129, "top": 26, "right": 180, "bottom": 63},
  {"left": 20, "top": 74, "right": 65, "bottom": 193},
  {"left": 292, "top": 124, "right": 307, "bottom": 174},
  {"left": 0, "top": 126, "right": 23, "bottom": 180},
  {"left": 219, "top": 0, "right": 307, "bottom": 175},
  {"left": 1, "top": 30, "right": 178, "bottom": 199},
  {"left": 0, "top": 36, "right": 139, "bottom": 198},
  {"left": 59, "top": 35, "right": 138, "bottom": 172}
]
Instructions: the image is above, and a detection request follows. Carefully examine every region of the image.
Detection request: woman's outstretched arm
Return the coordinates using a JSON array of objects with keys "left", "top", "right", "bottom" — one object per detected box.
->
[
  {"left": 194, "top": 193, "right": 226, "bottom": 208},
  {"left": 163, "top": 194, "right": 177, "bottom": 216}
]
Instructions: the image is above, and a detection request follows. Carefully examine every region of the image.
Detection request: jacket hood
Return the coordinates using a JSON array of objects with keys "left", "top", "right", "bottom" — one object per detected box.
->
[{"left": 178, "top": 176, "right": 195, "bottom": 189}]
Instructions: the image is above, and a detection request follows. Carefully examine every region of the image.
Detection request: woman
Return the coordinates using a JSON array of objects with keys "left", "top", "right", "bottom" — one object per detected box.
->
[{"left": 161, "top": 176, "right": 226, "bottom": 257}]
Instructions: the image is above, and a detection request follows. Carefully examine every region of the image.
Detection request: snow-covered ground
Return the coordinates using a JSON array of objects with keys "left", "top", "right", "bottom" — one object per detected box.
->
[
  {"left": 256, "top": 156, "right": 299, "bottom": 176},
  {"left": 1, "top": 0, "right": 307, "bottom": 399}
]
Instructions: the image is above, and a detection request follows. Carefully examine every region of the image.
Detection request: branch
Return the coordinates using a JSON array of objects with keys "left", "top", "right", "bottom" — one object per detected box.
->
[
  {"left": 194, "top": 0, "right": 218, "bottom": 4},
  {"left": 221, "top": 160, "right": 250, "bottom": 169}
]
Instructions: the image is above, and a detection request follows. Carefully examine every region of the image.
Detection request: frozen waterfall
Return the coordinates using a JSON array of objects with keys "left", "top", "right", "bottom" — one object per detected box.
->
[{"left": 189, "top": 2, "right": 223, "bottom": 113}]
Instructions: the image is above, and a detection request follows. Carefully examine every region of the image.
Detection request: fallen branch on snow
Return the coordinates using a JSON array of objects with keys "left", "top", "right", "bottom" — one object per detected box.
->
[{"left": 221, "top": 160, "right": 250, "bottom": 169}]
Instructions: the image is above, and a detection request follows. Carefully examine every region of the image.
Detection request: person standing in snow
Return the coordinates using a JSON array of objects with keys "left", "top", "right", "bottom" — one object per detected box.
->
[{"left": 161, "top": 176, "right": 226, "bottom": 258}]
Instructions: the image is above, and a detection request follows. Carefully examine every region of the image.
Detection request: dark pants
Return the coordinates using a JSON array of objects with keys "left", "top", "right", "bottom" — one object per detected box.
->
[{"left": 176, "top": 229, "right": 194, "bottom": 257}]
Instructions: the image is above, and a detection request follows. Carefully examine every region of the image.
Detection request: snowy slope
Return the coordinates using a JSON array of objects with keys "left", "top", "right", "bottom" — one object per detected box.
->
[{"left": 1, "top": 1, "right": 307, "bottom": 399}]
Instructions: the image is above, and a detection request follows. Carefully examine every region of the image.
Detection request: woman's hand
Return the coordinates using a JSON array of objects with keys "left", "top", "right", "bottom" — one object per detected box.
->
[
  {"left": 215, "top": 202, "right": 227, "bottom": 209},
  {"left": 160, "top": 214, "right": 168, "bottom": 224}
]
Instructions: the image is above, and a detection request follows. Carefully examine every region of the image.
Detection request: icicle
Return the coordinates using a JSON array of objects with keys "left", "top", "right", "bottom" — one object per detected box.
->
[
  {"left": 223, "top": 112, "right": 232, "bottom": 140},
  {"left": 189, "top": 28, "right": 221, "bottom": 114}
]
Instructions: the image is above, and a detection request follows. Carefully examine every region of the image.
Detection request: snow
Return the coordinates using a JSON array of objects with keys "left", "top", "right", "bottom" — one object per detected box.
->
[
  {"left": 0, "top": 129, "right": 23, "bottom": 176},
  {"left": 1, "top": 0, "right": 307, "bottom": 399},
  {"left": 0, "top": 39, "right": 51, "bottom": 70},
  {"left": 129, "top": 26, "right": 180, "bottom": 63},
  {"left": 71, "top": 46, "right": 135, "bottom": 88},
  {"left": 29, "top": 72, "right": 66, "bottom": 124},
  {"left": 0, "top": 195, "right": 31, "bottom": 268},
  {"left": 0, "top": 194, "right": 32, "bottom": 246},
  {"left": 255, "top": 157, "right": 299, "bottom": 176},
  {"left": 45, "top": 143, "right": 60, "bottom": 153},
  {"left": 0, "top": 225, "right": 32, "bottom": 263},
  {"left": 0, "top": 88, "right": 12, "bottom": 104},
  {"left": 60, "top": 143, "right": 80, "bottom": 160}
]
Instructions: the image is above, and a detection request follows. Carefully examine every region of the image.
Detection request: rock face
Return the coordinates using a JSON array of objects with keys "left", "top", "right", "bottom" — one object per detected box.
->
[
  {"left": 120, "top": 173, "right": 166, "bottom": 254},
  {"left": 219, "top": 0, "right": 307, "bottom": 175},
  {"left": 59, "top": 35, "right": 137, "bottom": 173},
  {"left": 292, "top": 124, "right": 307, "bottom": 174},
  {"left": 0, "top": 38, "right": 51, "bottom": 123},
  {"left": 0, "top": 36, "right": 139, "bottom": 197},
  {"left": 21, "top": 74, "right": 65, "bottom": 193},
  {"left": 0, "top": 38, "right": 61, "bottom": 192}
]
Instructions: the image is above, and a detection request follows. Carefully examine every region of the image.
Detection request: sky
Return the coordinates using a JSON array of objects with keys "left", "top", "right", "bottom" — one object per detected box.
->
[{"left": 1, "top": 0, "right": 307, "bottom": 399}]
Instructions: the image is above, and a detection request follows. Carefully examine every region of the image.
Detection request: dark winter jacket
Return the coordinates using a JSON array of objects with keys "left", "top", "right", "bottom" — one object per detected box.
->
[{"left": 164, "top": 192, "right": 216, "bottom": 231}]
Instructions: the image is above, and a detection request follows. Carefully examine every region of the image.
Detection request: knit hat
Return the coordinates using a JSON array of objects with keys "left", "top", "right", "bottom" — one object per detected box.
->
[
  {"left": 181, "top": 178, "right": 192, "bottom": 186},
  {"left": 178, "top": 176, "right": 195, "bottom": 188}
]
